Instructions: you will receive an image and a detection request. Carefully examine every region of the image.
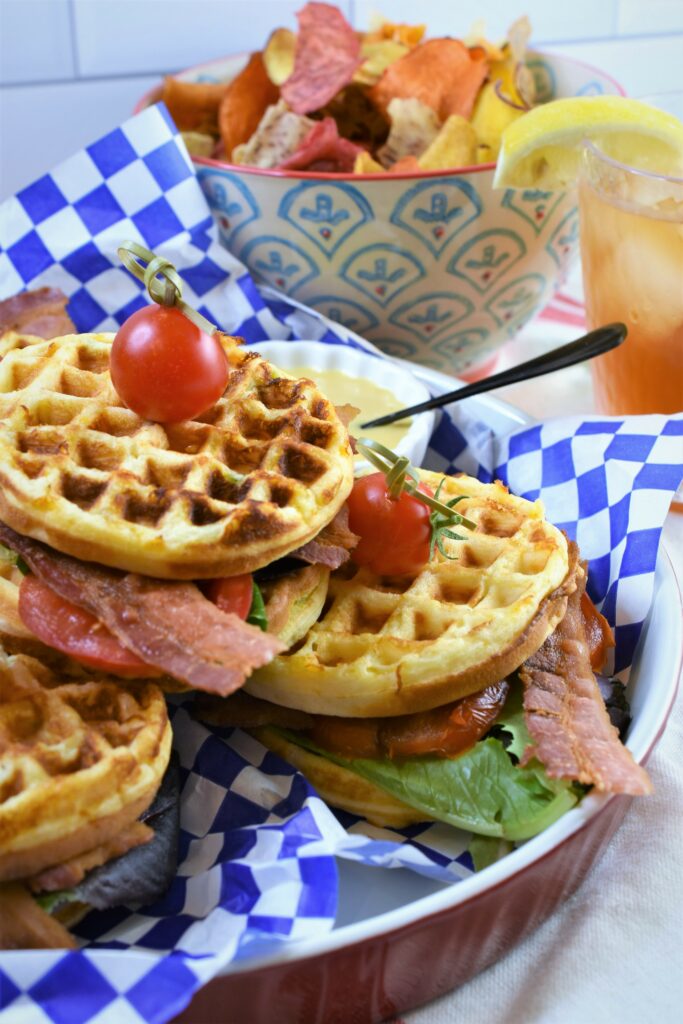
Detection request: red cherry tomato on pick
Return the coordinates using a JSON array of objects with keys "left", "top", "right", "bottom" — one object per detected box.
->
[
  {"left": 347, "top": 473, "right": 434, "bottom": 575},
  {"left": 201, "top": 575, "right": 253, "bottom": 619},
  {"left": 110, "top": 305, "right": 229, "bottom": 423}
]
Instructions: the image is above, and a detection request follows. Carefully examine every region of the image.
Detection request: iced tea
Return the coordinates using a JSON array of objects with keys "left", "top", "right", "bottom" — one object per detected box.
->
[{"left": 579, "top": 143, "right": 683, "bottom": 414}]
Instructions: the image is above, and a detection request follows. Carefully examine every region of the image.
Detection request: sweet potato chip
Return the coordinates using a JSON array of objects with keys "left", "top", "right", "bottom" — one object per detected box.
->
[
  {"left": 354, "top": 151, "right": 384, "bottom": 174},
  {"left": 377, "top": 97, "right": 440, "bottom": 168},
  {"left": 277, "top": 117, "right": 364, "bottom": 172},
  {"left": 370, "top": 38, "right": 489, "bottom": 123},
  {"left": 263, "top": 27, "right": 296, "bottom": 86},
  {"left": 232, "top": 100, "right": 314, "bottom": 168},
  {"left": 365, "top": 20, "right": 426, "bottom": 47},
  {"left": 162, "top": 77, "right": 227, "bottom": 135},
  {"left": 281, "top": 2, "right": 362, "bottom": 114},
  {"left": 218, "top": 52, "right": 279, "bottom": 159},
  {"left": 417, "top": 114, "right": 477, "bottom": 170}
]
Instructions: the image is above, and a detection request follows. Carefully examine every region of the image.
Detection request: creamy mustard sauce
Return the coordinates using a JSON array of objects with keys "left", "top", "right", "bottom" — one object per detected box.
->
[{"left": 289, "top": 366, "right": 411, "bottom": 454}]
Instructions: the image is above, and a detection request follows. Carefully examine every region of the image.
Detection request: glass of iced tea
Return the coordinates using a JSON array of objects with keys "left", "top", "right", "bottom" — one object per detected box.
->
[{"left": 578, "top": 135, "right": 683, "bottom": 415}]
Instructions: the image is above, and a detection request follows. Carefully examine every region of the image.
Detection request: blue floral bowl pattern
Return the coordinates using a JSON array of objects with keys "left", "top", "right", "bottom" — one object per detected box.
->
[{"left": 151, "top": 53, "right": 624, "bottom": 375}]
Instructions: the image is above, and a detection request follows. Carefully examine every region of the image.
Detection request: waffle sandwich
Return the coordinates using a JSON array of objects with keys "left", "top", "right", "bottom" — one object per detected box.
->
[
  {"left": 0, "top": 328, "right": 355, "bottom": 695},
  {"left": 0, "top": 652, "right": 174, "bottom": 948},
  {"left": 197, "top": 469, "right": 651, "bottom": 842}
]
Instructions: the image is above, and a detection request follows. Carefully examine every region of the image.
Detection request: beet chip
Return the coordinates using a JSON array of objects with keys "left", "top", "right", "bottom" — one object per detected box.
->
[
  {"left": 276, "top": 117, "right": 364, "bottom": 172},
  {"left": 281, "top": 2, "right": 362, "bottom": 115},
  {"left": 370, "top": 38, "right": 489, "bottom": 123}
]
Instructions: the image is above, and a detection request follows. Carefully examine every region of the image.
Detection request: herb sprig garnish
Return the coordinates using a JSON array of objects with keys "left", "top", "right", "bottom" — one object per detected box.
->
[{"left": 355, "top": 439, "right": 476, "bottom": 556}]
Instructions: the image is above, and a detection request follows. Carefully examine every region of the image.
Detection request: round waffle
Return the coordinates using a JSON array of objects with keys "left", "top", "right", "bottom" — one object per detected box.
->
[
  {"left": 246, "top": 471, "right": 577, "bottom": 717},
  {"left": 0, "top": 332, "right": 354, "bottom": 578},
  {"left": 253, "top": 726, "right": 425, "bottom": 828},
  {"left": 0, "top": 654, "right": 171, "bottom": 881}
]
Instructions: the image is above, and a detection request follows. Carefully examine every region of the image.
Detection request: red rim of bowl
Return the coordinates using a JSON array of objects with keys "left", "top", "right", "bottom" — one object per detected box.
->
[{"left": 134, "top": 51, "right": 626, "bottom": 182}]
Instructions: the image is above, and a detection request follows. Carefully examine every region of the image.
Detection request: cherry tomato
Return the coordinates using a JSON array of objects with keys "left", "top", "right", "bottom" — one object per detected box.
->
[
  {"left": 347, "top": 473, "right": 434, "bottom": 575},
  {"left": 18, "top": 575, "right": 159, "bottom": 678},
  {"left": 201, "top": 575, "right": 253, "bottom": 619},
  {"left": 110, "top": 305, "right": 229, "bottom": 423}
]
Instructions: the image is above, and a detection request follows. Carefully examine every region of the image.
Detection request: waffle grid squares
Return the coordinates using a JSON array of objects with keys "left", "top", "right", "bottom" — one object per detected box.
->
[
  {"left": 0, "top": 332, "right": 354, "bottom": 577},
  {"left": 246, "top": 471, "right": 571, "bottom": 716}
]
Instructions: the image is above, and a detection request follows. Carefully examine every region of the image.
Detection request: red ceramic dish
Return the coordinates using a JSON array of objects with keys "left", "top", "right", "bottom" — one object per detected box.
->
[{"left": 170, "top": 373, "right": 681, "bottom": 1024}]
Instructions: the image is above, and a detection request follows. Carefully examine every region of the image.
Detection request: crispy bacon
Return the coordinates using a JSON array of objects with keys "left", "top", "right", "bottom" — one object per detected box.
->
[
  {"left": 519, "top": 550, "right": 651, "bottom": 795},
  {"left": 0, "top": 287, "right": 74, "bottom": 340},
  {"left": 0, "top": 883, "right": 77, "bottom": 949},
  {"left": 29, "top": 822, "right": 152, "bottom": 893},
  {"left": 291, "top": 505, "right": 359, "bottom": 569},
  {"left": 0, "top": 524, "right": 284, "bottom": 696}
]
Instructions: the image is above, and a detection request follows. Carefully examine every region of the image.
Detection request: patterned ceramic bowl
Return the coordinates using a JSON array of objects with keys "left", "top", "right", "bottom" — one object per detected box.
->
[{"left": 138, "top": 54, "right": 623, "bottom": 377}]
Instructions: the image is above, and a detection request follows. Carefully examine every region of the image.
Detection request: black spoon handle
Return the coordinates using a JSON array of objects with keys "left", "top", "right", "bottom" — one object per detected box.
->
[{"left": 361, "top": 322, "right": 627, "bottom": 429}]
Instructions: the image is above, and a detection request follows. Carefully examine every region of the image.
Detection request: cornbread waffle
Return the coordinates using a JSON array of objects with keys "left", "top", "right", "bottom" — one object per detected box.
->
[
  {"left": 246, "top": 471, "right": 576, "bottom": 717},
  {"left": 0, "top": 653, "right": 171, "bottom": 881},
  {"left": 253, "top": 726, "right": 425, "bottom": 828},
  {"left": 0, "top": 332, "right": 354, "bottom": 578}
]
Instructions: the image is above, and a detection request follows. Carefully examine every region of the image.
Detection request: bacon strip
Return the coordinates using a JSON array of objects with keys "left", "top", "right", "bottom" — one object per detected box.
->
[
  {"left": 519, "top": 551, "right": 651, "bottom": 795},
  {"left": 0, "top": 524, "right": 284, "bottom": 696},
  {"left": 0, "top": 883, "right": 77, "bottom": 949},
  {"left": 0, "top": 287, "right": 74, "bottom": 340},
  {"left": 29, "top": 822, "right": 152, "bottom": 893},
  {"left": 290, "top": 506, "right": 359, "bottom": 569}
]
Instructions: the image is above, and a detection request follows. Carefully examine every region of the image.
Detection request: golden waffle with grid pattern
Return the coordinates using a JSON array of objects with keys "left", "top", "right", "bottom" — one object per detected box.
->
[
  {"left": 246, "top": 471, "right": 576, "bottom": 717},
  {"left": 0, "top": 653, "right": 171, "bottom": 881},
  {"left": 0, "top": 332, "right": 354, "bottom": 578}
]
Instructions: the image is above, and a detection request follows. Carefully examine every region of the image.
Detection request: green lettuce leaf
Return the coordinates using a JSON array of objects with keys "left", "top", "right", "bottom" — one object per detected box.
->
[
  {"left": 247, "top": 581, "right": 268, "bottom": 632},
  {"left": 468, "top": 835, "right": 514, "bottom": 872},
  {"left": 275, "top": 682, "right": 578, "bottom": 841}
]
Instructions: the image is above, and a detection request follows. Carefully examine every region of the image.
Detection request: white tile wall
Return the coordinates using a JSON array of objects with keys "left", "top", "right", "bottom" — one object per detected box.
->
[{"left": 1, "top": 0, "right": 683, "bottom": 199}]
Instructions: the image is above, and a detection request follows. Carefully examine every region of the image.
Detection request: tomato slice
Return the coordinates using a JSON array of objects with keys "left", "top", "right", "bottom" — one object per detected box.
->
[
  {"left": 201, "top": 575, "right": 253, "bottom": 619},
  {"left": 309, "top": 680, "right": 510, "bottom": 760},
  {"left": 580, "top": 591, "right": 615, "bottom": 671},
  {"left": 18, "top": 575, "right": 159, "bottom": 678}
]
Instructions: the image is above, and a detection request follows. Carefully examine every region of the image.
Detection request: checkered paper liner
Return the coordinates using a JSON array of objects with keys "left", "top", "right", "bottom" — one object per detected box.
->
[{"left": 0, "top": 104, "right": 681, "bottom": 1024}]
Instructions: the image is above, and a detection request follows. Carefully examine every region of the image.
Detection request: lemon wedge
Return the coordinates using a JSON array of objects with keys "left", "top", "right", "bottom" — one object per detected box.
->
[{"left": 493, "top": 96, "right": 683, "bottom": 189}]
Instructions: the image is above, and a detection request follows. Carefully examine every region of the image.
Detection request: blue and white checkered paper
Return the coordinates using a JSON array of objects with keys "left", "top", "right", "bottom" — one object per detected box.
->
[{"left": 1, "top": 104, "right": 681, "bottom": 1024}]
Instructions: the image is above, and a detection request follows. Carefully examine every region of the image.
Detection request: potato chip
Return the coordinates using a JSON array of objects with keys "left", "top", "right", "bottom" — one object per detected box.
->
[
  {"left": 218, "top": 52, "right": 279, "bottom": 159},
  {"left": 232, "top": 100, "right": 314, "bottom": 168},
  {"left": 161, "top": 77, "right": 227, "bottom": 134},
  {"left": 417, "top": 114, "right": 477, "bottom": 170},
  {"left": 281, "top": 2, "right": 362, "bottom": 115},
  {"left": 353, "top": 39, "right": 409, "bottom": 88},
  {"left": 277, "top": 117, "right": 364, "bottom": 172},
  {"left": 354, "top": 151, "right": 384, "bottom": 174},
  {"left": 181, "top": 131, "right": 217, "bottom": 158},
  {"left": 471, "top": 80, "right": 525, "bottom": 162},
  {"left": 376, "top": 98, "right": 440, "bottom": 168},
  {"left": 263, "top": 27, "right": 296, "bottom": 86},
  {"left": 370, "top": 38, "right": 489, "bottom": 123}
]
